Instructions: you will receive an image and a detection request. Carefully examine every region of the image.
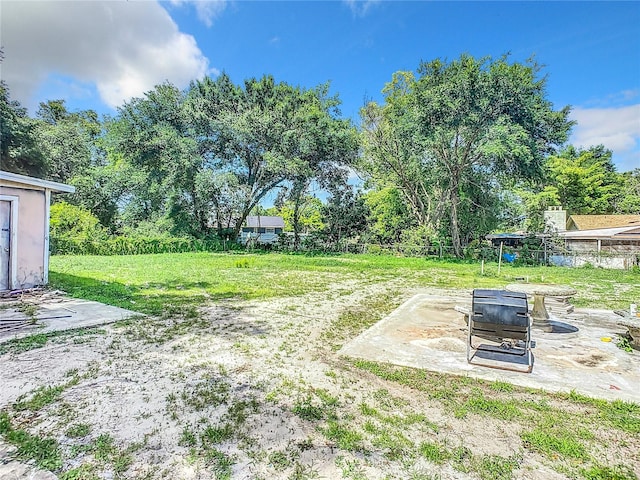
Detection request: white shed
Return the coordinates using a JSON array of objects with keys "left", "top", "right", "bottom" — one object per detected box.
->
[{"left": 0, "top": 171, "right": 75, "bottom": 290}]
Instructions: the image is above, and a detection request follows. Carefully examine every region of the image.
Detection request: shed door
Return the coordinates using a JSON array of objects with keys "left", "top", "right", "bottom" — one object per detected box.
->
[{"left": 0, "top": 200, "right": 10, "bottom": 290}]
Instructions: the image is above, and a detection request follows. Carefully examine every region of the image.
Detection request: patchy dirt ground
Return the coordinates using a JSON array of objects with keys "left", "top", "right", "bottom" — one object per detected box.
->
[{"left": 1, "top": 279, "right": 639, "bottom": 480}]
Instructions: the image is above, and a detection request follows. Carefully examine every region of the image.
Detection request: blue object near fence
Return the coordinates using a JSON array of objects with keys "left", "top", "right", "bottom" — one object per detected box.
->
[{"left": 502, "top": 253, "right": 517, "bottom": 263}]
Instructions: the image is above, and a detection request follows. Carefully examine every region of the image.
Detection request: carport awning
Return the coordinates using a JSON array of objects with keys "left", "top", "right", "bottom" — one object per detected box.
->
[{"left": 559, "top": 225, "right": 640, "bottom": 240}]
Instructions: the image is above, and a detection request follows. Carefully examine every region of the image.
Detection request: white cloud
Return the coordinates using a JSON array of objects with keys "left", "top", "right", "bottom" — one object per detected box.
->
[
  {"left": 343, "top": 0, "right": 380, "bottom": 17},
  {"left": 169, "top": 0, "right": 228, "bottom": 27},
  {"left": 582, "top": 89, "right": 639, "bottom": 108},
  {"left": 570, "top": 104, "right": 640, "bottom": 151},
  {"left": 570, "top": 104, "right": 640, "bottom": 172},
  {"left": 1, "top": 1, "right": 211, "bottom": 109}
]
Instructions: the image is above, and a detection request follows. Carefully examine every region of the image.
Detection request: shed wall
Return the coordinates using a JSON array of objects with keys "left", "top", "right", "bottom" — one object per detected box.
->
[
  {"left": 565, "top": 239, "right": 597, "bottom": 252},
  {"left": 1, "top": 186, "right": 46, "bottom": 288}
]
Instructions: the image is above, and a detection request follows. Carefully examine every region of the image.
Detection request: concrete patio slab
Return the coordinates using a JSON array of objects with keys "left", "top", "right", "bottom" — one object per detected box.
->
[
  {"left": 339, "top": 293, "right": 640, "bottom": 403},
  {"left": 0, "top": 298, "right": 139, "bottom": 344}
]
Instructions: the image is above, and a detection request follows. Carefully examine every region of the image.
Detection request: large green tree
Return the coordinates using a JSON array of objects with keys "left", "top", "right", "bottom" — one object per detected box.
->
[
  {"left": 106, "top": 74, "right": 357, "bottom": 239},
  {"left": 0, "top": 84, "right": 46, "bottom": 177},
  {"left": 105, "top": 82, "right": 203, "bottom": 236},
  {"left": 187, "top": 74, "right": 357, "bottom": 239},
  {"left": 363, "top": 186, "right": 414, "bottom": 244},
  {"left": 35, "top": 99, "right": 101, "bottom": 183},
  {"left": 274, "top": 84, "right": 358, "bottom": 248},
  {"left": 320, "top": 186, "right": 369, "bottom": 248},
  {"left": 547, "top": 146, "right": 622, "bottom": 215},
  {"left": 619, "top": 169, "right": 640, "bottom": 214},
  {"left": 519, "top": 146, "right": 639, "bottom": 230},
  {"left": 361, "top": 55, "right": 573, "bottom": 256},
  {"left": 270, "top": 195, "right": 325, "bottom": 234}
]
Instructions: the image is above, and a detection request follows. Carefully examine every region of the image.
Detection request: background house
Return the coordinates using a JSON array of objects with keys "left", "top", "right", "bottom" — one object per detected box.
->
[
  {"left": 0, "top": 171, "right": 75, "bottom": 290},
  {"left": 566, "top": 215, "right": 640, "bottom": 231},
  {"left": 239, "top": 215, "right": 285, "bottom": 245},
  {"left": 557, "top": 225, "right": 640, "bottom": 268},
  {"left": 544, "top": 206, "right": 640, "bottom": 268}
]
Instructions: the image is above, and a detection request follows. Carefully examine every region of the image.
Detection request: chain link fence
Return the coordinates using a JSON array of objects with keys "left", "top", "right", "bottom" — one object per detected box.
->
[{"left": 50, "top": 234, "right": 640, "bottom": 270}]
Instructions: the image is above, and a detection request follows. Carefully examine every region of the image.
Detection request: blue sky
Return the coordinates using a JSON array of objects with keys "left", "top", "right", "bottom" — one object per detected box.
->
[{"left": 2, "top": 1, "right": 639, "bottom": 171}]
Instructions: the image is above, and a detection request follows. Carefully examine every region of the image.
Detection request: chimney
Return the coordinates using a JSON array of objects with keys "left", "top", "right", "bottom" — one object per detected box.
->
[{"left": 543, "top": 206, "right": 566, "bottom": 233}]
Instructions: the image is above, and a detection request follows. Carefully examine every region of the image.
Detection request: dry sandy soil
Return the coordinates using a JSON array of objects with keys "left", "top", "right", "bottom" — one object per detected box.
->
[{"left": 0, "top": 279, "right": 638, "bottom": 480}]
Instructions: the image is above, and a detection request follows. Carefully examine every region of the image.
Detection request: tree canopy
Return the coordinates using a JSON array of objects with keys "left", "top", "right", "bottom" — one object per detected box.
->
[
  {"left": 361, "top": 54, "right": 573, "bottom": 256},
  {"left": 2, "top": 53, "right": 638, "bottom": 254},
  {"left": 0, "top": 83, "right": 47, "bottom": 177},
  {"left": 519, "top": 146, "right": 640, "bottom": 231},
  {"left": 104, "top": 74, "right": 358, "bottom": 239}
]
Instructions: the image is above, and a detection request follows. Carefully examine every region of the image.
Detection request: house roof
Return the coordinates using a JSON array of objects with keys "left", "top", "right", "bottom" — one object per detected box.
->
[
  {"left": 245, "top": 215, "right": 285, "bottom": 228},
  {"left": 486, "top": 233, "right": 526, "bottom": 240},
  {"left": 559, "top": 225, "right": 640, "bottom": 240},
  {"left": 567, "top": 214, "right": 640, "bottom": 231},
  {"left": 0, "top": 170, "right": 75, "bottom": 193}
]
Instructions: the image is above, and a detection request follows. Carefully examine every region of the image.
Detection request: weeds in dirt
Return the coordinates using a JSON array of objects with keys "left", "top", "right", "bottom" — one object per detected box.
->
[
  {"left": 204, "top": 448, "right": 235, "bottom": 479},
  {"left": 335, "top": 455, "right": 368, "bottom": 480},
  {"left": 420, "top": 442, "right": 521, "bottom": 480},
  {"left": 322, "top": 420, "right": 364, "bottom": 452},
  {"left": 457, "top": 390, "right": 522, "bottom": 420},
  {"left": 322, "top": 291, "right": 400, "bottom": 351},
  {"left": 293, "top": 388, "right": 338, "bottom": 422},
  {"left": 560, "top": 391, "right": 640, "bottom": 434},
  {"left": 616, "top": 335, "right": 634, "bottom": 353},
  {"left": 181, "top": 377, "right": 231, "bottom": 412},
  {"left": 64, "top": 433, "right": 134, "bottom": 477},
  {"left": 370, "top": 427, "right": 414, "bottom": 460},
  {"left": 353, "top": 359, "right": 640, "bottom": 479},
  {"left": 202, "top": 423, "right": 234, "bottom": 445},
  {"left": 15, "top": 302, "right": 39, "bottom": 323},
  {"left": 3, "top": 252, "right": 638, "bottom": 479},
  {"left": 521, "top": 426, "right": 589, "bottom": 460},
  {"left": 0, "top": 411, "right": 62, "bottom": 471},
  {"left": 289, "top": 461, "right": 320, "bottom": 480},
  {"left": 268, "top": 449, "right": 295, "bottom": 471},
  {"left": 176, "top": 394, "right": 259, "bottom": 477},
  {"left": 0, "top": 361, "right": 138, "bottom": 478},
  {"left": 14, "top": 385, "right": 68, "bottom": 412},
  {"left": 58, "top": 463, "right": 99, "bottom": 480},
  {"left": 118, "top": 313, "right": 208, "bottom": 345},
  {"left": 93, "top": 434, "right": 129, "bottom": 466},
  {"left": 581, "top": 464, "right": 638, "bottom": 480},
  {"left": 0, "top": 333, "right": 49, "bottom": 354},
  {"left": 66, "top": 423, "right": 91, "bottom": 438},
  {"left": 0, "top": 328, "right": 106, "bottom": 355},
  {"left": 419, "top": 441, "right": 450, "bottom": 464},
  {"left": 474, "top": 454, "right": 521, "bottom": 480}
]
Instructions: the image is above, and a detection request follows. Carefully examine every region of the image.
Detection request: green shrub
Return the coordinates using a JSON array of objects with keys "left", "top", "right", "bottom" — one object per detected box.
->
[
  {"left": 50, "top": 202, "right": 106, "bottom": 239},
  {"left": 50, "top": 235, "right": 231, "bottom": 256},
  {"left": 365, "top": 244, "right": 383, "bottom": 255},
  {"left": 50, "top": 202, "right": 241, "bottom": 256}
]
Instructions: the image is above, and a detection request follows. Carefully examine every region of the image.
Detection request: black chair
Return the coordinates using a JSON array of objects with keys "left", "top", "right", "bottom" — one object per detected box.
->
[{"left": 467, "top": 289, "right": 533, "bottom": 373}]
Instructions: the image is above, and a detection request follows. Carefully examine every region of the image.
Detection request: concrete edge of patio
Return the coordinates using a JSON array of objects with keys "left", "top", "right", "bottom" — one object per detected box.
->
[{"left": 0, "top": 298, "right": 140, "bottom": 345}]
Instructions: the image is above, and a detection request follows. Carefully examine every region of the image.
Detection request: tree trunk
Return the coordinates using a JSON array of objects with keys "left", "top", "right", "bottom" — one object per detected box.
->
[
  {"left": 293, "top": 200, "right": 301, "bottom": 251},
  {"left": 449, "top": 184, "right": 463, "bottom": 258},
  {"left": 291, "top": 179, "right": 306, "bottom": 251},
  {"left": 233, "top": 207, "right": 252, "bottom": 243}
]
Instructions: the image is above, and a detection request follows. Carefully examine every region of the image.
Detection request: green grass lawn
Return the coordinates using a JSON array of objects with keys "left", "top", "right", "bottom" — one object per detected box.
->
[{"left": 49, "top": 252, "right": 640, "bottom": 315}]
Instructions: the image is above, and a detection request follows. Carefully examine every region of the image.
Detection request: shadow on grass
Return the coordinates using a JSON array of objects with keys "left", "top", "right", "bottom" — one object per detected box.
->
[
  {"left": 48, "top": 272, "right": 272, "bottom": 343},
  {"left": 49, "top": 272, "right": 245, "bottom": 317}
]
